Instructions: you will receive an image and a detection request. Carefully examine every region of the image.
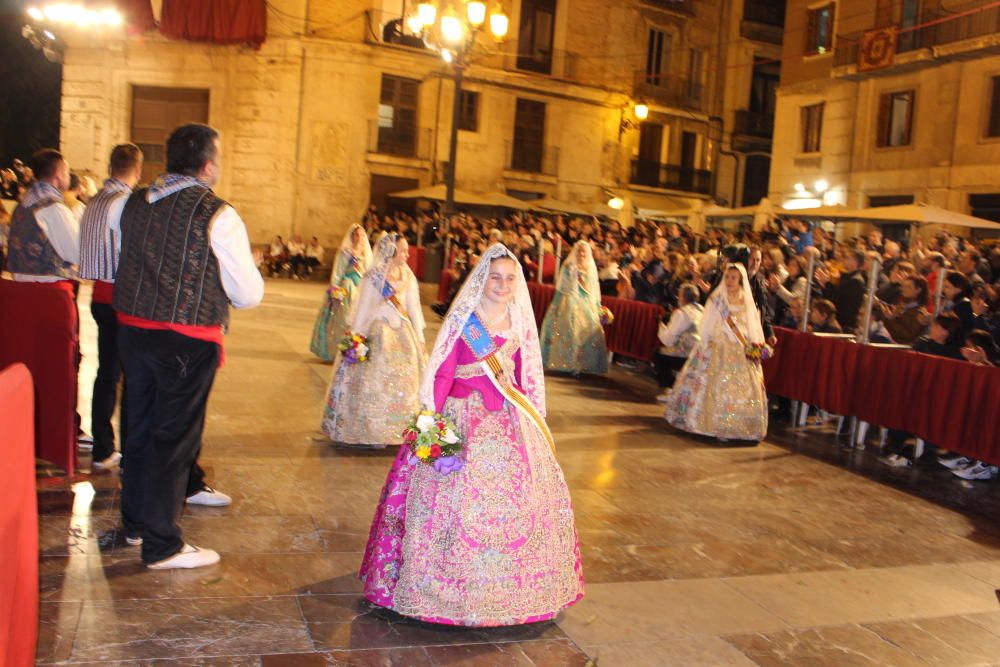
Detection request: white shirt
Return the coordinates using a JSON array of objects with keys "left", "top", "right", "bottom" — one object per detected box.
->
[
  {"left": 109, "top": 203, "right": 264, "bottom": 310},
  {"left": 658, "top": 302, "right": 703, "bottom": 355},
  {"left": 306, "top": 244, "right": 325, "bottom": 262},
  {"left": 287, "top": 240, "right": 305, "bottom": 257},
  {"left": 13, "top": 201, "right": 80, "bottom": 283}
]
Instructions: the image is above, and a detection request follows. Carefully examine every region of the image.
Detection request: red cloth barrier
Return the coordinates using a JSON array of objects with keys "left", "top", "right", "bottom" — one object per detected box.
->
[
  {"left": 764, "top": 327, "right": 1000, "bottom": 465},
  {"left": 159, "top": 0, "right": 267, "bottom": 48},
  {"left": 0, "top": 364, "right": 39, "bottom": 667},
  {"left": 438, "top": 270, "right": 455, "bottom": 303},
  {"left": 407, "top": 246, "right": 426, "bottom": 281},
  {"left": 0, "top": 280, "right": 78, "bottom": 475},
  {"left": 525, "top": 284, "right": 664, "bottom": 362}
]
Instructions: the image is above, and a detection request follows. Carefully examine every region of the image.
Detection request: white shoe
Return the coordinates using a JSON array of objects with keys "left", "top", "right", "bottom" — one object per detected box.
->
[
  {"left": 147, "top": 544, "right": 220, "bottom": 570},
  {"left": 656, "top": 391, "right": 671, "bottom": 403},
  {"left": 939, "top": 456, "right": 973, "bottom": 470},
  {"left": 185, "top": 486, "right": 232, "bottom": 507},
  {"left": 879, "top": 454, "right": 912, "bottom": 468},
  {"left": 77, "top": 435, "right": 93, "bottom": 452},
  {"left": 92, "top": 451, "right": 122, "bottom": 470},
  {"left": 952, "top": 462, "right": 998, "bottom": 481},
  {"left": 126, "top": 534, "right": 143, "bottom": 546}
]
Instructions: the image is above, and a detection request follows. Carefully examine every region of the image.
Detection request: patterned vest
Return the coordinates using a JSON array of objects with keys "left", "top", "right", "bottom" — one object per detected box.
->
[
  {"left": 7, "top": 200, "right": 75, "bottom": 278},
  {"left": 113, "top": 185, "right": 230, "bottom": 327}
]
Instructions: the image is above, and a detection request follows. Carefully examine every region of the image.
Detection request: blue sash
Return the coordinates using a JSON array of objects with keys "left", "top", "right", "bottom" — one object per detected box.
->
[{"left": 461, "top": 313, "right": 555, "bottom": 452}]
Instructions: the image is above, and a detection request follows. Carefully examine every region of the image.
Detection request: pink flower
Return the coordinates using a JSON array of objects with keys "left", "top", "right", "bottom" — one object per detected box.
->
[{"left": 429, "top": 444, "right": 442, "bottom": 458}]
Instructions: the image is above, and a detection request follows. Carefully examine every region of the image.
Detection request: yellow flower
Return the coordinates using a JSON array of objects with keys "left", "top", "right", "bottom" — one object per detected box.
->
[{"left": 415, "top": 445, "right": 431, "bottom": 459}]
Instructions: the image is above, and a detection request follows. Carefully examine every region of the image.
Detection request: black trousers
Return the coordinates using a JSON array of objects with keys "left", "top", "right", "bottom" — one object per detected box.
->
[
  {"left": 90, "top": 303, "right": 122, "bottom": 462},
  {"left": 119, "top": 326, "right": 219, "bottom": 563},
  {"left": 653, "top": 353, "right": 687, "bottom": 388}
]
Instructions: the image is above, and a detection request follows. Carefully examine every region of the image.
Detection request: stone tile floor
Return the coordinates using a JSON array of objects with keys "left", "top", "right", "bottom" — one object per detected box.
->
[{"left": 36, "top": 280, "right": 1000, "bottom": 665}]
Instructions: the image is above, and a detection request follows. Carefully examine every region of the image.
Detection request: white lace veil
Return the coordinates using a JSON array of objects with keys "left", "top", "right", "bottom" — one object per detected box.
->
[
  {"left": 331, "top": 224, "right": 373, "bottom": 285},
  {"left": 558, "top": 240, "right": 601, "bottom": 308},
  {"left": 419, "top": 243, "right": 546, "bottom": 416},
  {"left": 347, "top": 232, "right": 422, "bottom": 336},
  {"left": 698, "top": 263, "right": 764, "bottom": 347}
]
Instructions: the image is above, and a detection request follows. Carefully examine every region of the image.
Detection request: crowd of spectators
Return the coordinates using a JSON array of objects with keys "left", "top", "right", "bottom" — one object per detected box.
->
[{"left": 362, "top": 207, "right": 1000, "bottom": 363}]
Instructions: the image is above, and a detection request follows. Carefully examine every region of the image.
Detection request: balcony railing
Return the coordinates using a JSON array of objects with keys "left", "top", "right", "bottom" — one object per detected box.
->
[
  {"left": 634, "top": 72, "right": 705, "bottom": 111},
  {"left": 639, "top": 0, "right": 695, "bottom": 15},
  {"left": 743, "top": 0, "right": 785, "bottom": 26},
  {"left": 834, "top": 0, "right": 1000, "bottom": 68},
  {"left": 630, "top": 160, "right": 712, "bottom": 194},
  {"left": 363, "top": 10, "right": 430, "bottom": 50},
  {"left": 368, "top": 120, "right": 431, "bottom": 160},
  {"left": 505, "top": 141, "right": 559, "bottom": 176},
  {"left": 733, "top": 110, "right": 775, "bottom": 138}
]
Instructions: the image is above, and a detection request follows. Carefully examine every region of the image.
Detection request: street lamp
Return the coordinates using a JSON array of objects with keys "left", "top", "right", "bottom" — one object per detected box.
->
[
  {"left": 618, "top": 100, "right": 649, "bottom": 140},
  {"left": 408, "top": 1, "right": 508, "bottom": 218}
]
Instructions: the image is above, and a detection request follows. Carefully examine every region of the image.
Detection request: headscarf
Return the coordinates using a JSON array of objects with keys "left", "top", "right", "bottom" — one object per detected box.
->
[
  {"left": 558, "top": 240, "right": 601, "bottom": 308},
  {"left": 347, "top": 232, "right": 424, "bottom": 337},
  {"left": 419, "top": 243, "right": 546, "bottom": 416},
  {"left": 698, "top": 263, "right": 765, "bottom": 347},
  {"left": 331, "top": 223, "right": 372, "bottom": 285}
]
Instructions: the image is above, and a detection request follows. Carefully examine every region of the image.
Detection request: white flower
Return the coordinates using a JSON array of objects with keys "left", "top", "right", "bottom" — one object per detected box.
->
[
  {"left": 416, "top": 414, "right": 435, "bottom": 432},
  {"left": 442, "top": 428, "right": 458, "bottom": 444},
  {"left": 356, "top": 344, "right": 369, "bottom": 357}
]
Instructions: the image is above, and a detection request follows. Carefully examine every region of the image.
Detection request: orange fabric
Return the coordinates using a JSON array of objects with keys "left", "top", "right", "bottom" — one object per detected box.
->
[
  {"left": 0, "top": 364, "right": 38, "bottom": 667},
  {"left": 0, "top": 279, "right": 78, "bottom": 475},
  {"left": 116, "top": 314, "right": 226, "bottom": 366}
]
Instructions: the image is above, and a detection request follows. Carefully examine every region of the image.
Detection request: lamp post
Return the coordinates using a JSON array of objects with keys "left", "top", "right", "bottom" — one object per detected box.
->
[{"left": 410, "top": 1, "right": 508, "bottom": 219}]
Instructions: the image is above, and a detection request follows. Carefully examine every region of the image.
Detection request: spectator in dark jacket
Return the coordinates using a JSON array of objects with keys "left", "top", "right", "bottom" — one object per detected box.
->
[
  {"left": 942, "top": 271, "right": 974, "bottom": 341},
  {"left": 809, "top": 299, "right": 843, "bottom": 334},
  {"left": 816, "top": 249, "right": 867, "bottom": 330}
]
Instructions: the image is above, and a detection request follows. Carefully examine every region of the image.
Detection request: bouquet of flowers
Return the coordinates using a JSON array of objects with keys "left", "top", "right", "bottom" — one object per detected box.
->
[
  {"left": 327, "top": 285, "right": 348, "bottom": 303},
  {"left": 744, "top": 342, "right": 774, "bottom": 364},
  {"left": 401, "top": 411, "right": 464, "bottom": 475},
  {"left": 598, "top": 305, "right": 615, "bottom": 327},
  {"left": 338, "top": 332, "right": 370, "bottom": 365}
]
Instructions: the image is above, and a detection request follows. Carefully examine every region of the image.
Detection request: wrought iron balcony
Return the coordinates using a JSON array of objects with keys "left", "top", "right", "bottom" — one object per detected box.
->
[
  {"left": 733, "top": 110, "right": 775, "bottom": 138},
  {"left": 630, "top": 160, "right": 712, "bottom": 194},
  {"left": 834, "top": 0, "right": 1000, "bottom": 69},
  {"left": 634, "top": 72, "right": 705, "bottom": 112}
]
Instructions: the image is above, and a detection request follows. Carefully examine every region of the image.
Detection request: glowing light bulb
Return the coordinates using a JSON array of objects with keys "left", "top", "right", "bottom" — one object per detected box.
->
[
  {"left": 489, "top": 10, "right": 509, "bottom": 38},
  {"left": 467, "top": 1, "right": 486, "bottom": 26},
  {"left": 27, "top": 7, "right": 44, "bottom": 20},
  {"left": 440, "top": 12, "right": 464, "bottom": 44},
  {"left": 608, "top": 196, "right": 624, "bottom": 210},
  {"left": 634, "top": 102, "right": 649, "bottom": 120},
  {"left": 417, "top": 2, "right": 437, "bottom": 26}
]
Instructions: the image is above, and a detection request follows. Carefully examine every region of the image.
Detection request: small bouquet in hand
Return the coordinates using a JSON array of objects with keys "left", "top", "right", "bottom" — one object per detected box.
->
[
  {"left": 338, "top": 332, "right": 370, "bottom": 365},
  {"left": 744, "top": 342, "right": 773, "bottom": 365},
  {"left": 327, "top": 285, "right": 348, "bottom": 303},
  {"left": 598, "top": 306, "right": 615, "bottom": 327},
  {"left": 401, "top": 411, "right": 464, "bottom": 475}
]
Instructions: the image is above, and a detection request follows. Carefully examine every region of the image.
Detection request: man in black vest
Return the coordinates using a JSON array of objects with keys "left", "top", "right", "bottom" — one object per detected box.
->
[{"left": 114, "top": 124, "right": 264, "bottom": 569}]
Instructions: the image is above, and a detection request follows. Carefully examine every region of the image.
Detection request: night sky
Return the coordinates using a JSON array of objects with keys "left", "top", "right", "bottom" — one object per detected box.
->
[{"left": 0, "top": 0, "right": 63, "bottom": 167}]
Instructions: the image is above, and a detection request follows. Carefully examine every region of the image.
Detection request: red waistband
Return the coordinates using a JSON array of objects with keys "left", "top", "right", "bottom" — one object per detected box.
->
[
  {"left": 92, "top": 280, "right": 114, "bottom": 304},
  {"left": 116, "top": 313, "right": 226, "bottom": 367}
]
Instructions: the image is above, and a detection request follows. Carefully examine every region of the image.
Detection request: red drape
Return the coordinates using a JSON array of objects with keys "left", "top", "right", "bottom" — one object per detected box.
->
[
  {"left": 0, "top": 364, "right": 39, "bottom": 667},
  {"left": 764, "top": 327, "right": 1000, "bottom": 465},
  {"left": 159, "top": 0, "right": 267, "bottom": 48},
  {"left": 116, "top": 0, "right": 157, "bottom": 33},
  {"left": 407, "top": 246, "right": 426, "bottom": 281},
  {"left": 0, "top": 280, "right": 78, "bottom": 475},
  {"left": 525, "top": 283, "right": 664, "bottom": 361}
]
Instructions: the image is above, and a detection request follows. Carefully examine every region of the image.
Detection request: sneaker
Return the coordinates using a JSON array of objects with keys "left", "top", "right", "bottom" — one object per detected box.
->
[
  {"left": 77, "top": 434, "right": 93, "bottom": 452},
  {"left": 656, "top": 391, "right": 671, "bottom": 403},
  {"left": 147, "top": 544, "right": 220, "bottom": 570},
  {"left": 92, "top": 451, "right": 122, "bottom": 471},
  {"left": 952, "top": 462, "right": 999, "bottom": 481},
  {"left": 126, "top": 534, "right": 143, "bottom": 546},
  {"left": 185, "top": 486, "right": 232, "bottom": 507},
  {"left": 939, "top": 456, "right": 973, "bottom": 470}
]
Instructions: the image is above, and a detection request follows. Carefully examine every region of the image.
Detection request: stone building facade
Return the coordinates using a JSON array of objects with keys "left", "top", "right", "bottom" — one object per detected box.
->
[
  {"left": 770, "top": 0, "right": 1000, "bottom": 227},
  {"left": 58, "top": 0, "right": 785, "bottom": 243}
]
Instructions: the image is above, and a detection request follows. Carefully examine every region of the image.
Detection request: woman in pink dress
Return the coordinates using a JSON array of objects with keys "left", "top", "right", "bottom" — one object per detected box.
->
[{"left": 359, "top": 243, "right": 584, "bottom": 626}]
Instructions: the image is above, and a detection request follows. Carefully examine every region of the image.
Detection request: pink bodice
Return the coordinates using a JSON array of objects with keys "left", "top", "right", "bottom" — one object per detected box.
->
[{"left": 433, "top": 334, "right": 523, "bottom": 413}]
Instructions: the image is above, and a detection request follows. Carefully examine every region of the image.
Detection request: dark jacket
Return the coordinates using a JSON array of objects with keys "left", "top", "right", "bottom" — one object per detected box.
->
[{"left": 826, "top": 269, "right": 867, "bottom": 330}]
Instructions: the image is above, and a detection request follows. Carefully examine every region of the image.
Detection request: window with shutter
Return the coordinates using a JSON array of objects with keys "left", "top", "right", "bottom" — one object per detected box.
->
[
  {"left": 800, "top": 103, "right": 823, "bottom": 153},
  {"left": 378, "top": 74, "right": 420, "bottom": 157},
  {"left": 877, "top": 90, "right": 914, "bottom": 147},
  {"left": 805, "top": 3, "right": 834, "bottom": 55},
  {"left": 512, "top": 99, "right": 546, "bottom": 172},
  {"left": 459, "top": 91, "right": 479, "bottom": 133},
  {"left": 987, "top": 76, "right": 1000, "bottom": 138}
]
